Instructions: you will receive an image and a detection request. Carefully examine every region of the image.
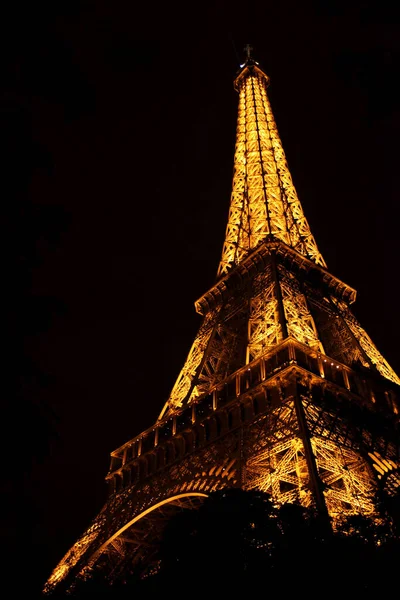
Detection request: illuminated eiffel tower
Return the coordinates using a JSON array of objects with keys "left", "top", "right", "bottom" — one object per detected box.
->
[{"left": 44, "top": 46, "right": 400, "bottom": 594}]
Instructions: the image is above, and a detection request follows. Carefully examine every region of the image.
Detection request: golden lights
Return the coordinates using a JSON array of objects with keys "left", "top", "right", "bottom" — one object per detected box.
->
[{"left": 218, "top": 71, "right": 326, "bottom": 278}]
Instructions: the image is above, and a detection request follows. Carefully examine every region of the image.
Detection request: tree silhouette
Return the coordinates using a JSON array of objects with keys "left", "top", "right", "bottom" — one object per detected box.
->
[{"left": 50, "top": 488, "right": 400, "bottom": 599}]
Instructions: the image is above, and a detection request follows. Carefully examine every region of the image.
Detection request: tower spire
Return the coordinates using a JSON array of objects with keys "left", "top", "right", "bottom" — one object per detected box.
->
[
  {"left": 218, "top": 49, "right": 326, "bottom": 277},
  {"left": 244, "top": 43, "right": 253, "bottom": 62}
]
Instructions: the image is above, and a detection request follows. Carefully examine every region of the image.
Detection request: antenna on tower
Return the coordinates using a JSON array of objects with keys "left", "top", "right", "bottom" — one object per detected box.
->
[
  {"left": 244, "top": 43, "right": 253, "bottom": 61},
  {"left": 240, "top": 43, "right": 258, "bottom": 69}
]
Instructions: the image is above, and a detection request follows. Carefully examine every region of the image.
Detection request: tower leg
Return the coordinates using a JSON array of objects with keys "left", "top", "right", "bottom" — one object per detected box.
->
[{"left": 292, "top": 380, "right": 331, "bottom": 533}]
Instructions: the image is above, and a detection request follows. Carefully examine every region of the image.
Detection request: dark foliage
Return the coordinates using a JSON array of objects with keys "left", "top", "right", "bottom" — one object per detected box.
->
[{"left": 51, "top": 488, "right": 400, "bottom": 599}]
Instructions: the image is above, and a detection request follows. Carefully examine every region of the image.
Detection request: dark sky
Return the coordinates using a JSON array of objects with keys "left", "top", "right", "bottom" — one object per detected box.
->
[{"left": 2, "top": 0, "right": 400, "bottom": 595}]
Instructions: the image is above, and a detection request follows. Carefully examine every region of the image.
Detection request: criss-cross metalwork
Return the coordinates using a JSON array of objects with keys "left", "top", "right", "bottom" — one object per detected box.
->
[
  {"left": 217, "top": 62, "right": 326, "bottom": 278},
  {"left": 44, "top": 52, "right": 400, "bottom": 596}
]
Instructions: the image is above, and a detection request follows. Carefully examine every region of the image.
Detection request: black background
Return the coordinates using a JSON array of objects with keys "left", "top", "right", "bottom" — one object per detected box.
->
[{"left": 1, "top": 0, "right": 400, "bottom": 595}]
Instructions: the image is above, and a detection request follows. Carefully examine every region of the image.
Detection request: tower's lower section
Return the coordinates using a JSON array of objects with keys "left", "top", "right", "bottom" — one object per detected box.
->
[{"left": 44, "top": 338, "right": 400, "bottom": 595}]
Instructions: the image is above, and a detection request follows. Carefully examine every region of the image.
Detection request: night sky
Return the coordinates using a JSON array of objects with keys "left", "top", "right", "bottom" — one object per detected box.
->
[{"left": 2, "top": 1, "right": 400, "bottom": 595}]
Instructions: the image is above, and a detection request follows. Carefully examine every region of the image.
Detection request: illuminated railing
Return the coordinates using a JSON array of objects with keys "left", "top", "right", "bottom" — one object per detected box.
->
[{"left": 106, "top": 338, "right": 399, "bottom": 493}]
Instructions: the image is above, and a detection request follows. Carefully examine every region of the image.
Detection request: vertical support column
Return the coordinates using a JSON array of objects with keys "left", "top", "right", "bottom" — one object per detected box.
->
[
  {"left": 292, "top": 380, "right": 331, "bottom": 531},
  {"left": 260, "top": 357, "right": 266, "bottom": 381},
  {"left": 212, "top": 389, "right": 218, "bottom": 411},
  {"left": 236, "top": 373, "right": 241, "bottom": 397},
  {"left": 238, "top": 425, "right": 246, "bottom": 489},
  {"left": 246, "top": 316, "right": 251, "bottom": 365},
  {"left": 342, "top": 369, "right": 350, "bottom": 390},
  {"left": 317, "top": 354, "right": 325, "bottom": 378}
]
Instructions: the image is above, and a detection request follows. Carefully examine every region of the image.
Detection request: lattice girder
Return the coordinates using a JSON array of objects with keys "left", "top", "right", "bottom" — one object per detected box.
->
[
  {"left": 332, "top": 298, "right": 400, "bottom": 385},
  {"left": 44, "top": 56, "right": 400, "bottom": 598},
  {"left": 218, "top": 64, "right": 325, "bottom": 277},
  {"left": 44, "top": 429, "right": 242, "bottom": 594},
  {"left": 45, "top": 351, "right": 400, "bottom": 594},
  {"left": 160, "top": 237, "right": 399, "bottom": 419}
]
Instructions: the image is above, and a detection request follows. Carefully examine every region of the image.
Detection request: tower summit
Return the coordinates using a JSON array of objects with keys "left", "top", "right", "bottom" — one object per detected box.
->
[
  {"left": 44, "top": 48, "right": 400, "bottom": 595},
  {"left": 218, "top": 46, "right": 326, "bottom": 278}
]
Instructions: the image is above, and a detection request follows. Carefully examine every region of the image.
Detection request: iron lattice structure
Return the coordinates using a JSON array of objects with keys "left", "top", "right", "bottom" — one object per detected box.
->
[{"left": 44, "top": 52, "right": 400, "bottom": 595}]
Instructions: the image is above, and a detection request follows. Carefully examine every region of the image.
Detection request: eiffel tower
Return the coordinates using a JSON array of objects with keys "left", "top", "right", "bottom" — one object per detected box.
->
[{"left": 44, "top": 46, "right": 400, "bottom": 594}]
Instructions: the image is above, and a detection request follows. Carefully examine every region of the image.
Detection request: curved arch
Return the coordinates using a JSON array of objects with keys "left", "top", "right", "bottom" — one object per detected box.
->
[{"left": 86, "top": 492, "right": 208, "bottom": 571}]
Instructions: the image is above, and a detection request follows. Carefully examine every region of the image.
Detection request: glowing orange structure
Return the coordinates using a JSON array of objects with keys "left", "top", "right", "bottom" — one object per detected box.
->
[{"left": 44, "top": 47, "right": 400, "bottom": 594}]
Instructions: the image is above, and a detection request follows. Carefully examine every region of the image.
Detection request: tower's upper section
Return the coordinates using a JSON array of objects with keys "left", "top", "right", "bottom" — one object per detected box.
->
[{"left": 217, "top": 49, "right": 326, "bottom": 277}]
